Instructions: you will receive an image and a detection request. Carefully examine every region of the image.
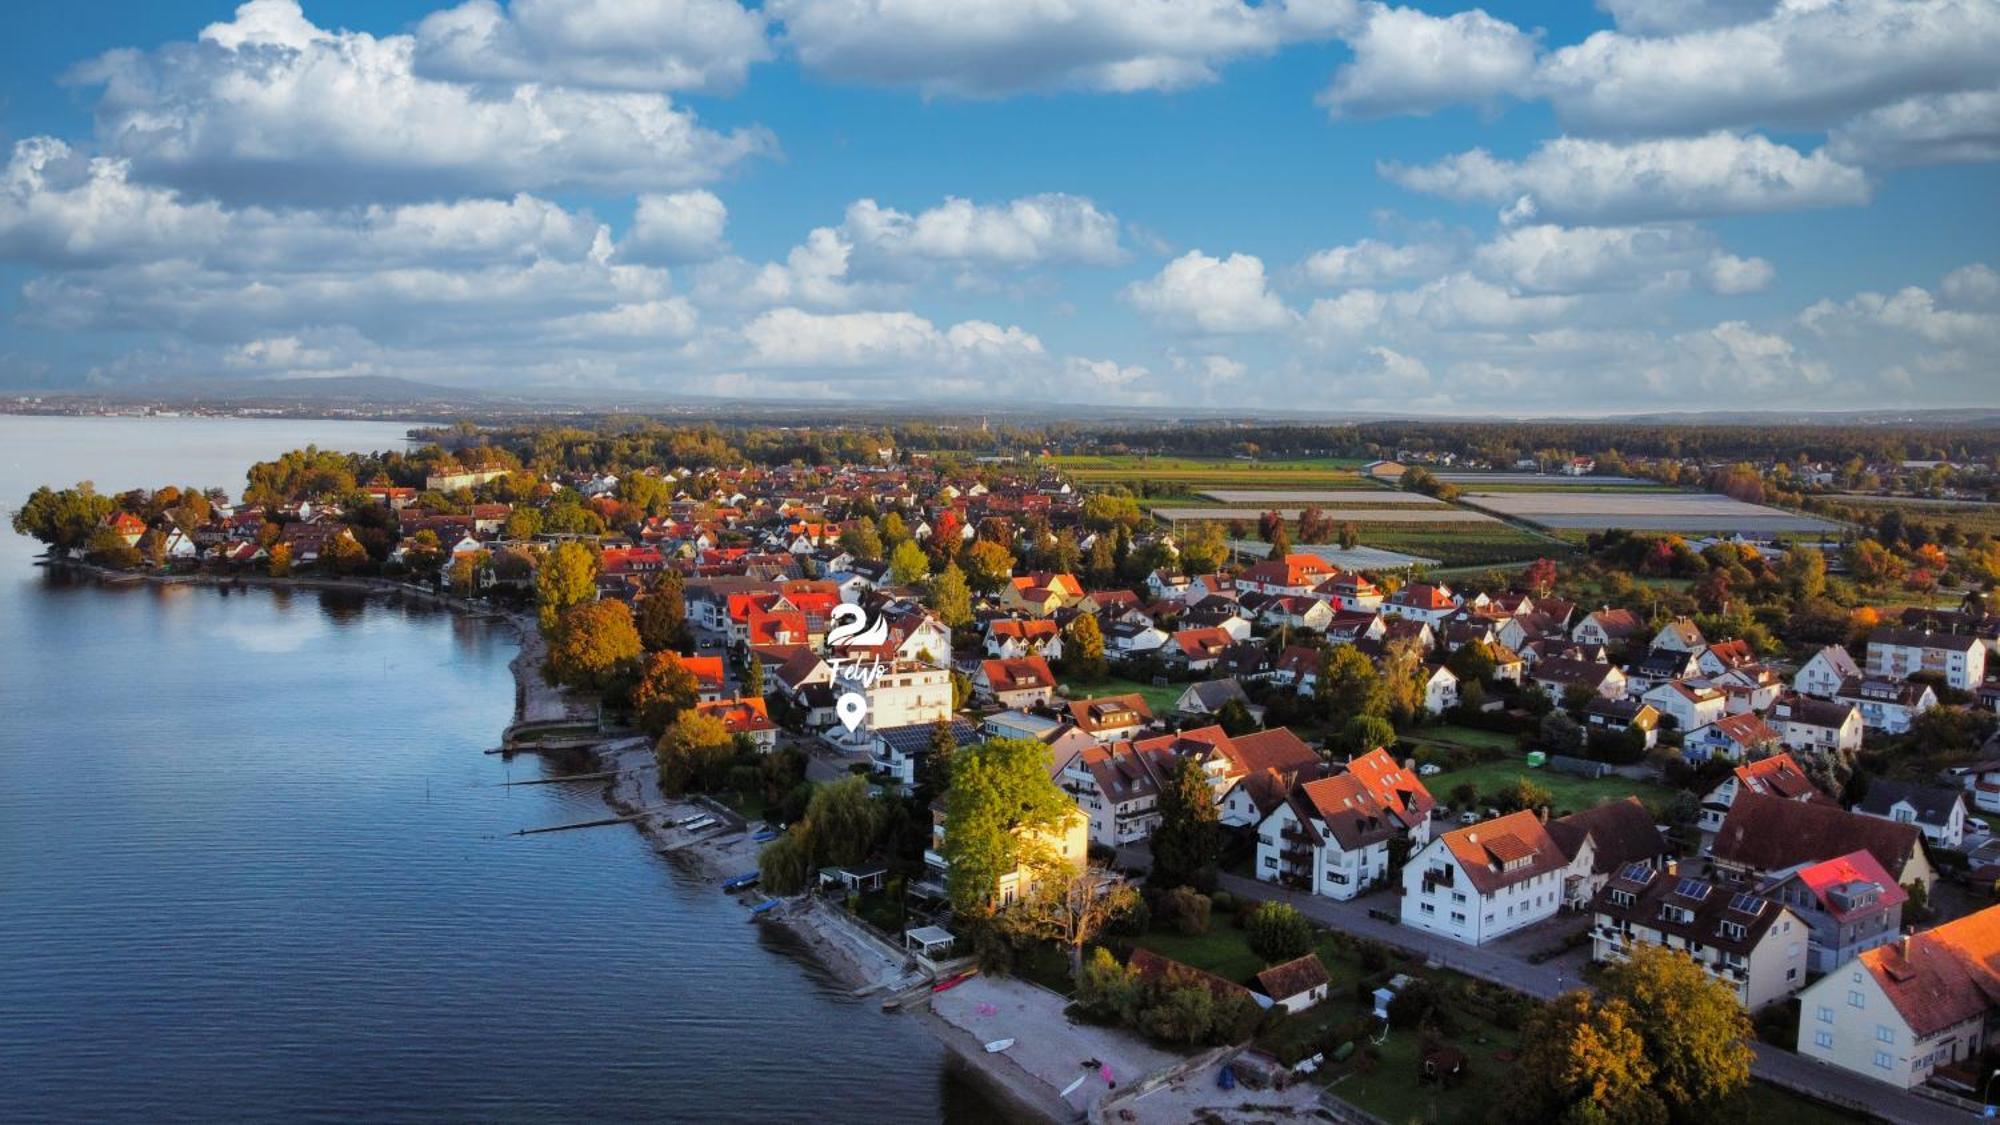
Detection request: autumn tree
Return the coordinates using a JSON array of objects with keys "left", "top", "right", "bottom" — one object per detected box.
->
[
  {"left": 266, "top": 541, "right": 293, "bottom": 577},
  {"left": 742, "top": 654, "right": 765, "bottom": 698},
  {"left": 630, "top": 651, "right": 701, "bottom": 735},
  {"left": 889, "top": 539, "right": 930, "bottom": 586},
  {"left": 926, "top": 561, "right": 973, "bottom": 627},
  {"left": 448, "top": 549, "right": 489, "bottom": 597},
  {"left": 547, "top": 600, "right": 642, "bottom": 692},
  {"left": 655, "top": 710, "right": 734, "bottom": 795},
  {"left": 1065, "top": 612, "right": 1108, "bottom": 682},
  {"left": 1600, "top": 942, "right": 1754, "bottom": 1114},
  {"left": 961, "top": 539, "right": 1016, "bottom": 594},
  {"left": 840, "top": 516, "right": 884, "bottom": 561},
  {"left": 85, "top": 525, "right": 142, "bottom": 569},
  {"left": 1498, "top": 991, "right": 1664, "bottom": 1125},
  {"left": 942, "top": 738, "right": 1076, "bottom": 913},
  {"left": 1001, "top": 867, "right": 1140, "bottom": 979},
  {"left": 13, "top": 483, "right": 116, "bottom": 553},
  {"left": 1338, "top": 522, "right": 1359, "bottom": 550},
  {"left": 636, "top": 571, "right": 690, "bottom": 653},
  {"left": 1149, "top": 755, "right": 1220, "bottom": 888},
  {"left": 1179, "top": 521, "right": 1228, "bottom": 575},
  {"left": 1522, "top": 557, "right": 1558, "bottom": 597},
  {"left": 325, "top": 532, "right": 369, "bottom": 575},
  {"left": 405, "top": 529, "right": 445, "bottom": 576},
  {"left": 536, "top": 541, "right": 600, "bottom": 633}
]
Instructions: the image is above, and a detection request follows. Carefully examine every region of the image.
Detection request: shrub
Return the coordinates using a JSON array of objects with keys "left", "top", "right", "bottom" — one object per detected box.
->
[
  {"left": 1209, "top": 890, "right": 1236, "bottom": 914},
  {"left": 1246, "top": 902, "right": 1314, "bottom": 963},
  {"left": 1163, "top": 886, "right": 1213, "bottom": 935}
]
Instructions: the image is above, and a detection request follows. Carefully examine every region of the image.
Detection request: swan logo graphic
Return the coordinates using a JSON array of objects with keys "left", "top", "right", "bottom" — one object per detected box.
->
[
  {"left": 827, "top": 603, "right": 889, "bottom": 734},
  {"left": 827, "top": 603, "right": 889, "bottom": 650}
]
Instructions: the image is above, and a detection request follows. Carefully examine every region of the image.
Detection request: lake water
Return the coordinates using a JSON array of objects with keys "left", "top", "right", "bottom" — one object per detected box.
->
[{"left": 0, "top": 415, "right": 988, "bottom": 1123}]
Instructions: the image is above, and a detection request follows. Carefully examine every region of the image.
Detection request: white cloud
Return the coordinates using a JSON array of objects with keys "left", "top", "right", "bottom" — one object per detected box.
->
[
  {"left": 414, "top": 0, "right": 771, "bottom": 93},
  {"left": 621, "top": 191, "right": 730, "bottom": 264},
  {"left": 72, "top": 0, "right": 772, "bottom": 204},
  {"left": 1065, "top": 356, "right": 1150, "bottom": 387},
  {"left": 546, "top": 298, "right": 700, "bottom": 340},
  {"left": 766, "top": 0, "right": 1354, "bottom": 96},
  {"left": 1300, "top": 236, "right": 1455, "bottom": 287},
  {"left": 1385, "top": 132, "right": 1870, "bottom": 223},
  {"left": 1318, "top": 4, "right": 1537, "bottom": 119},
  {"left": 1827, "top": 87, "right": 2000, "bottom": 167},
  {"left": 841, "top": 194, "right": 1124, "bottom": 267},
  {"left": 1594, "top": 0, "right": 1777, "bottom": 35},
  {"left": 1472, "top": 223, "right": 1768, "bottom": 295},
  {"left": 1123, "top": 250, "right": 1293, "bottom": 333},
  {"left": 1800, "top": 276, "right": 2000, "bottom": 346},
  {"left": 1941, "top": 264, "right": 2000, "bottom": 307},
  {"left": 1391, "top": 272, "right": 1578, "bottom": 329},
  {"left": 1537, "top": 0, "right": 2000, "bottom": 137},
  {"left": 0, "top": 138, "right": 228, "bottom": 268},
  {"left": 739, "top": 308, "right": 1044, "bottom": 368}
]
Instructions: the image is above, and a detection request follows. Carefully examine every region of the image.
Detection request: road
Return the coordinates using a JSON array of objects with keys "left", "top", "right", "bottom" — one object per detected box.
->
[{"left": 1115, "top": 844, "right": 1980, "bottom": 1124}]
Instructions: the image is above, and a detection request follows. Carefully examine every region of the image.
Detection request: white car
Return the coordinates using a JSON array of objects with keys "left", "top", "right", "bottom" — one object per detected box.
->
[{"left": 1417, "top": 763, "right": 1443, "bottom": 777}]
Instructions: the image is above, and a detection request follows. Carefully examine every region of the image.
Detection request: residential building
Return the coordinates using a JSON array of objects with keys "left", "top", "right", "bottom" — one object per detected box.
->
[
  {"left": 1771, "top": 693, "right": 1865, "bottom": 756},
  {"left": 1683, "top": 711, "right": 1782, "bottom": 763},
  {"left": 1699, "top": 752, "right": 1826, "bottom": 833},
  {"left": 1401, "top": 810, "right": 1569, "bottom": 946},
  {"left": 1710, "top": 792, "right": 1936, "bottom": 894},
  {"left": 925, "top": 802, "right": 1089, "bottom": 909},
  {"left": 1650, "top": 616, "right": 1707, "bottom": 653},
  {"left": 1546, "top": 797, "right": 1672, "bottom": 908},
  {"left": 1257, "top": 954, "right": 1332, "bottom": 1013},
  {"left": 1794, "top": 645, "right": 1862, "bottom": 699},
  {"left": 1794, "top": 905, "right": 2000, "bottom": 1089},
  {"left": 692, "top": 696, "right": 778, "bottom": 751},
  {"left": 1590, "top": 863, "right": 1806, "bottom": 1010},
  {"left": 1642, "top": 680, "right": 1727, "bottom": 733},
  {"left": 1836, "top": 677, "right": 1939, "bottom": 734},
  {"left": 1852, "top": 780, "right": 1970, "bottom": 850},
  {"left": 1382, "top": 582, "right": 1459, "bottom": 626},
  {"left": 974, "top": 656, "right": 1057, "bottom": 709},
  {"left": 1866, "top": 627, "right": 1987, "bottom": 692},
  {"left": 1531, "top": 658, "right": 1627, "bottom": 701},
  {"left": 1760, "top": 850, "right": 1908, "bottom": 973},
  {"left": 1572, "top": 607, "right": 1645, "bottom": 648},
  {"left": 1235, "top": 554, "right": 1338, "bottom": 597},
  {"left": 1254, "top": 749, "right": 1434, "bottom": 901}
]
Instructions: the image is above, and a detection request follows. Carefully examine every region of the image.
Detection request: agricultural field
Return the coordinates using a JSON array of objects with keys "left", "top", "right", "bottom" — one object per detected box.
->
[
  {"left": 1226, "top": 539, "right": 1441, "bottom": 569},
  {"left": 1463, "top": 490, "right": 1844, "bottom": 535},
  {"left": 1154, "top": 507, "right": 1493, "bottom": 523},
  {"left": 1197, "top": 489, "right": 1432, "bottom": 504},
  {"left": 1830, "top": 497, "right": 2000, "bottom": 538},
  {"left": 1051, "top": 454, "right": 1363, "bottom": 489},
  {"left": 1431, "top": 472, "right": 1657, "bottom": 487}
]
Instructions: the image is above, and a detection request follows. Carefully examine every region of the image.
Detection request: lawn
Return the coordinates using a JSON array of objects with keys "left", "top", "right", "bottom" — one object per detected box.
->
[
  {"left": 1051, "top": 454, "right": 1365, "bottom": 490},
  {"left": 1421, "top": 758, "right": 1681, "bottom": 817},
  {"left": 1061, "top": 673, "right": 1186, "bottom": 717},
  {"left": 1404, "top": 724, "right": 1518, "bottom": 752},
  {"left": 1327, "top": 1013, "right": 1521, "bottom": 1125}
]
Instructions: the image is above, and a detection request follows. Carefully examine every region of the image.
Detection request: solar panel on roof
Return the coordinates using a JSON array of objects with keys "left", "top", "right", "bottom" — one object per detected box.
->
[
  {"left": 1674, "top": 877, "right": 1711, "bottom": 901},
  {"left": 1727, "top": 892, "right": 1765, "bottom": 916},
  {"left": 1617, "top": 860, "right": 1654, "bottom": 883}
]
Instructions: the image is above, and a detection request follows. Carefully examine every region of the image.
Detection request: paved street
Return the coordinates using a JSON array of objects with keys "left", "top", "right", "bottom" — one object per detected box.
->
[{"left": 1116, "top": 843, "right": 1981, "bottom": 1124}]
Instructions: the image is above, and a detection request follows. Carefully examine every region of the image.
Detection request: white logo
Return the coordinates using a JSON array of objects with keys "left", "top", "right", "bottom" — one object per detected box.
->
[
  {"left": 827, "top": 603, "right": 889, "bottom": 649},
  {"left": 827, "top": 603, "right": 889, "bottom": 733}
]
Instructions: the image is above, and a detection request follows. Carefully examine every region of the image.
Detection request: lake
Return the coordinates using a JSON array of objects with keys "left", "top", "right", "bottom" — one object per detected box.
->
[{"left": 0, "top": 415, "right": 988, "bottom": 1123}]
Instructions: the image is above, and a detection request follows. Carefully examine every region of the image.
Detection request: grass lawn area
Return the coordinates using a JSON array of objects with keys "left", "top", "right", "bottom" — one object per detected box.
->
[
  {"left": 1062, "top": 673, "right": 1186, "bottom": 717},
  {"left": 1327, "top": 1016, "right": 1521, "bottom": 1125},
  {"left": 1131, "top": 924, "right": 1270, "bottom": 983},
  {"left": 1405, "top": 724, "right": 1517, "bottom": 752},
  {"left": 1424, "top": 758, "right": 1680, "bottom": 817}
]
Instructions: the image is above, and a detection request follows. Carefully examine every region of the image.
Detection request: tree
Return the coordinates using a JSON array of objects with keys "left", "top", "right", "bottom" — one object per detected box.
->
[
  {"left": 1445, "top": 639, "right": 1496, "bottom": 685},
  {"left": 13, "top": 483, "right": 117, "bottom": 553},
  {"left": 942, "top": 738, "right": 1077, "bottom": 913},
  {"left": 1340, "top": 714, "right": 1396, "bottom": 755},
  {"left": 84, "top": 525, "right": 142, "bottom": 569},
  {"left": 1540, "top": 710, "right": 1585, "bottom": 755},
  {"left": 1599, "top": 943, "right": 1754, "bottom": 1115},
  {"left": 1244, "top": 902, "right": 1313, "bottom": 963},
  {"left": 742, "top": 654, "right": 765, "bottom": 698},
  {"left": 266, "top": 541, "right": 293, "bottom": 577},
  {"left": 1081, "top": 493, "right": 1141, "bottom": 531},
  {"left": 636, "top": 574, "right": 690, "bottom": 653},
  {"left": 1266, "top": 522, "right": 1292, "bottom": 560},
  {"left": 1149, "top": 755, "right": 1220, "bottom": 888},
  {"left": 880, "top": 511, "right": 910, "bottom": 546},
  {"left": 325, "top": 532, "right": 369, "bottom": 575},
  {"left": 1074, "top": 946, "right": 1144, "bottom": 1024},
  {"left": 405, "top": 529, "right": 445, "bottom": 576},
  {"left": 961, "top": 540, "right": 1016, "bottom": 594},
  {"left": 536, "top": 541, "right": 599, "bottom": 632},
  {"left": 631, "top": 651, "right": 701, "bottom": 735},
  {"left": 927, "top": 561, "right": 973, "bottom": 627},
  {"left": 889, "top": 539, "right": 930, "bottom": 585},
  {"left": 1179, "top": 521, "right": 1228, "bottom": 575},
  {"left": 916, "top": 718, "right": 959, "bottom": 800},
  {"left": 1000, "top": 867, "right": 1140, "bottom": 979},
  {"left": 447, "top": 549, "right": 488, "bottom": 597},
  {"left": 1216, "top": 697, "right": 1259, "bottom": 737},
  {"left": 1500, "top": 991, "right": 1664, "bottom": 1125},
  {"left": 655, "top": 710, "right": 734, "bottom": 795},
  {"left": 802, "top": 774, "right": 883, "bottom": 867},
  {"left": 1338, "top": 522, "right": 1359, "bottom": 551},
  {"left": 1065, "top": 613, "right": 1108, "bottom": 682},
  {"left": 840, "top": 516, "right": 884, "bottom": 561},
  {"left": 502, "top": 507, "right": 543, "bottom": 541},
  {"left": 547, "top": 600, "right": 642, "bottom": 692},
  {"left": 1316, "top": 645, "right": 1386, "bottom": 723}
]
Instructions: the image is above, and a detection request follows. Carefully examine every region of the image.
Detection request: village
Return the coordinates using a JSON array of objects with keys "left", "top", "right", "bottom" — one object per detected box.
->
[{"left": 15, "top": 420, "right": 2000, "bottom": 1125}]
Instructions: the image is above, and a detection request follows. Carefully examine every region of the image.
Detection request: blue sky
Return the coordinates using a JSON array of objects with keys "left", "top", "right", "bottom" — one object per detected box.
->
[{"left": 1, "top": 0, "right": 1995, "bottom": 412}]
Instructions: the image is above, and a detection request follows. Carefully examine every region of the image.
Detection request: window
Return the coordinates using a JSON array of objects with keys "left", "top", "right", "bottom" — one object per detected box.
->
[
  {"left": 1814, "top": 1031, "right": 1833, "bottom": 1049},
  {"left": 1848, "top": 990, "right": 1865, "bottom": 1009},
  {"left": 1873, "top": 1051, "right": 1892, "bottom": 1071},
  {"left": 1876, "top": 1025, "right": 1895, "bottom": 1044},
  {"left": 1816, "top": 1006, "right": 1833, "bottom": 1024},
  {"left": 1420, "top": 903, "right": 1435, "bottom": 915}
]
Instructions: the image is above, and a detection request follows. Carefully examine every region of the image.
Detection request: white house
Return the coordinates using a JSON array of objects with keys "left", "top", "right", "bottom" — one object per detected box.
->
[
  {"left": 1255, "top": 748, "right": 1435, "bottom": 902},
  {"left": 1836, "top": 677, "right": 1938, "bottom": 734},
  {"left": 1794, "top": 645, "right": 1861, "bottom": 699},
  {"left": 1698, "top": 752, "right": 1825, "bottom": 834},
  {"left": 1866, "top": 627, "right": 1987, "bottom": 692},
  {"left": 1642, "top": 680, "right": 1727, "bottom": 733},
  {"left": 1590, "top": 864, "right": 1807, "bottom": 1011},
  {"left": 1401, "top": 810, "right": 1571, "bottom": 946},
  {"left": 1794, "top": 905, "right": 2000, "bottom": 1089},
  {"left": 1420, "top": 664, "right": 1460, "bottom": 715},
  {"left": 1770, "top": 694, "right": 1864, "bottom": 756},
  {"left": 1851, "top": 780, "right": 1970, "bottom": 850}
]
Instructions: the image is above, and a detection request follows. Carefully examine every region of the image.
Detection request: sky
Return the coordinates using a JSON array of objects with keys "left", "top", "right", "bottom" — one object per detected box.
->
[{"left": 0, "top": 0, "right": 1995, "bottom": 414}]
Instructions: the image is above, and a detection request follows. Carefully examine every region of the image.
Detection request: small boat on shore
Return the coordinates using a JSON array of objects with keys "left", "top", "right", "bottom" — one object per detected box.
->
[
  {"left": 983, "top": 1039, "right": 1014, "bottom": 1054},
  {"left": 720, "top": 872, "right": 760, "bottom": 892},
  {"left": 747, "top": 899, "right": 780, "bottom": 919},
  {"left": 931, "top": 970, "right": 975, "bottom": 993}
]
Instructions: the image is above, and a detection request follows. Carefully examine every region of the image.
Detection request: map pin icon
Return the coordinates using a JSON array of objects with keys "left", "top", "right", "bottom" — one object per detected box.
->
[{"left": 836, "top": 692, "right": 868, "bottom": 733}]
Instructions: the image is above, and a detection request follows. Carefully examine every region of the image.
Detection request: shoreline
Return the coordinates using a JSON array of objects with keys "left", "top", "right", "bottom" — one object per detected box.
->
[{"left": 42, "top": 557, "right": 1080, "bottom": 1122}]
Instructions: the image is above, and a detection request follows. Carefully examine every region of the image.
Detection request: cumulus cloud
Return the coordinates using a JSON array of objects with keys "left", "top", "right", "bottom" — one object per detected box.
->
[
  {"left": 71, "top": 0, "right": 772, "bottom": 204},
  {"left": 739, "top": 308, "right": 1042, "bottom": 370},
  {"left": 1472, "top": 223, "right": 1769, "bottom": 295},
  {"left": 1536, "top": 0, "right": 2000, "bottom": 137},
  {"left": 1300, "top": 236, "right": 1456, "bottom": 287},
  {"left": 1594, "top": 0, "right": 1778, "bottom": 35},
  {"left": 1701, "top": 253, "right": 1775, "bottom": 295},
  {"left": 841, "top": 194, "right": 1124, "bottom": 268},
  {"left": 1800, "top": 271, "right": 2000, "bottom": 346},
  {"left": 621, "top": 191, "right": 730, "bottom": 264},
  {"left": 1827, "top": 87, "right": 2000, "bottom": 167},
  {"left": 1384, "top": 132, "right": 1870, "bottom": 223},
  {"left": 1123, "top": 250, "right": 1293, "bottom": 333},
  {"left": 1318, "top": 4, "right": 1537, "bottom": 119},
  {"left": 414, "top": 0, "right": 771, "bottom": 93},
  {"left": 766, "top": 0, "right": 1352, "bottom": 96}
]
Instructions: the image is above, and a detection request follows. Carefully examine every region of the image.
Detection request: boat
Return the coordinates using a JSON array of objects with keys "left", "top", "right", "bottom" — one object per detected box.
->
[
  {"left": 931, "top": 971, "right": 975, "bottom": 993},
  {"left": 1059, "top": 1075, "right": 1087, "bottom": 1098},
  {"left": 751, "top": 829, "right": 779, "bottom": 843},
  {"left": 720, "top": 872, "right": 760, "bottom": 891},
  {"left": 747, "top": 899, "right": 780, "bottom": 918},
  {"left": 983, "top": 1039, "right": 1014, "bottom": 1053}
]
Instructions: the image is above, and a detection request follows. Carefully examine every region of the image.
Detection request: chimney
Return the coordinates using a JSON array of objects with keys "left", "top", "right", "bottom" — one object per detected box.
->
[
  {"left": 1900, "top": 932, "right": 1912, "bottom": 960},
  {"left": 1664, "top": 858, "right": 1678, "bottom": 877}
]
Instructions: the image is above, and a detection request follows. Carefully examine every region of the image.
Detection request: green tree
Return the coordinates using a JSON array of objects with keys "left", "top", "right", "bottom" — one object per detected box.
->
[
  {"left": 1340, "top": 713, "right": 1396, "bottom": 755},
  {"left": 742, "top": 654, "right": 765, "bottom": 699},
  {"left": 1599, "top": 943, "right": 1754, "bottom": 1114},
  {"left": 654, "top": 710, "right": 734, "bottom": 795},
  {"left": 447, "top": 549, "right": 488, "bottom": 597},
  {"left": 961, "top": 540, "right": 1016, "bottom": 594},
  {"left": 1178, "top": 521, "right": 1228, "bottom": 575},
  {"left": 1065, "top": 613, "right": 1108, "bottom": 682},
  {"left": 325, "top": 532, "right": 369, "bottom": 575},
  {"left": 405, "top": 528, "right": 445, "bottom": 576},
  {"left": 1316, "top": 644, "right": 1386, "bottom": 723},
  {"left": 942, "top": 738, "right": 1076, "bottom": 913},
  {"left": 802, "top": 775, "right": 883, "bottom": 867},
  {"left": 880, "top": 511, "right": 909, "bottom": 546},
  {"left": 1245, "top": 902, "right": 1314, "bottom": 963},
  {"left": 1446, "top": 639, "right": 1496, "bottom": 685},
  {"left": 84, "top": 525, "right": 141, "bottom": 569},
  {"left": 1149, "top": 755, "right": 1220, "bottom": 888},
  {"left": 630, "top": 651, "right": 701, "bottom": 735},
  {"left": 1337, "top": 522, "right": 1359, "bottom": 550},
  {"left": 840, "top": 517, "right": 884, "bottom": 561},
  {"left": 547, "top": 600, "right": 643, "bottom": 692},
  {"left": 12, "top": 483, "right": 117, "bottom": 553},
  {"left": 636, "top": 573, "right": 690, "bottom": 653},
  {"left": 927, "top": 561, "right": 973, "bottom": 627},
  {"left": 536, "top": 541, "right": 600, "bottom": 633},
  {"left": 889, "top": 539, "right": 930, "bottom": 585},
  {"left": 502, "top": 507, "right": 543, "bottom": 541},
  {"left": 916, "top": 718, "right": 959, "bottom": 801}
]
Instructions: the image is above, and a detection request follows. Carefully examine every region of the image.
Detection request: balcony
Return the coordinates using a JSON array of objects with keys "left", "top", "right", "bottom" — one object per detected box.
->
[{"left": 924, "top": 849, "right": 950, "bottom": 872}]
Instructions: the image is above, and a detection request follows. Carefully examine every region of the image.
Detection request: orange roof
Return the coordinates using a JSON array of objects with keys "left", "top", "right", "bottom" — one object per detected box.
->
[
  {"left": 1734, "top": 753, "right": 1821, "bottom": 801},
  {"left": 681, "top": 655, "right": 725, "bottom": 689},
  {"left": 694, "top": 695, "right": 774, "bottom": 734},
  {"left": 1439, "top": 810, "right": 1566, "bottom": 896},
  {"left": 1344, "top": 747, "right": 1436, "bottom": 827},
  {"left": 980, "top": 656, "right": 1055, "bottom": 692},
  {"left": 1861, "top": 905, "right": 2000, "bottom": 1037}
]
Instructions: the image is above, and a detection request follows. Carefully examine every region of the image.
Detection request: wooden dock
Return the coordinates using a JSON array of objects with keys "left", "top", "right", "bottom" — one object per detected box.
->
[
  {"left": 513, "top": 806, "right": 671, "bottom": 836},
  {"left": 499, "top": 764, "right": 656, "bottom": 787}
]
